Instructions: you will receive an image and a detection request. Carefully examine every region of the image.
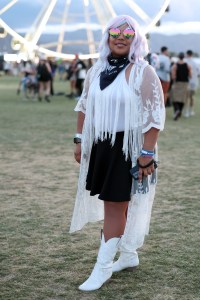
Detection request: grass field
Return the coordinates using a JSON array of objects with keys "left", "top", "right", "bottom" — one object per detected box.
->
[{"left": 0, "top": 75, "right": 200, "bottom": 300}]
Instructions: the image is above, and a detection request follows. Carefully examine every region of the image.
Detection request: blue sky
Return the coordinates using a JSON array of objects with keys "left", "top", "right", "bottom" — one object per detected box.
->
[
  {"left": 0, "top": 0, "right": 200, "bottom": 34},
  {"left": 15, "top": 0, "right": 200, "bottom": 22},
  {"left": 159, "top": 0, "right": 200, "bottom": 22},
  {"left": 10, "top": 0, "right": 200, "bottom": 22}
]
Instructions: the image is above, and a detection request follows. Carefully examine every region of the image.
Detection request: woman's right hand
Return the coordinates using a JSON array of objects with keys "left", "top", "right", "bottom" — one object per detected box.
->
[{"left": 74, "top": 144, "right": 81, "bottom": 163}]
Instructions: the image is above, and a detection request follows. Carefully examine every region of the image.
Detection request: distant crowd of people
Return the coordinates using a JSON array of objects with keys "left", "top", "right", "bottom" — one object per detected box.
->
[
  {"left": 1, "top": 54, "right": 93, "bottom": 103},
  {"left": 16, "top": 57, "right": 56, "bottom": 102},
  {"left": 65, "top": 54, "right": 93, "bottom": 99},
  {"left": 1, "top": 49, "right": 199, "bottom": 116},
  {"left": 147, "top": 47, "right": 200, "bottom": 120}
]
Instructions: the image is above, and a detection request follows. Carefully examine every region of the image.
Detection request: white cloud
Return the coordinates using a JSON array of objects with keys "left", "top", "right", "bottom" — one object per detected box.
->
[
  {"left": 149, "top": 21, "right": 200, "bottom": 35},
  {"left": 16, "top": 23, "right": 102, "bottom": 34}
]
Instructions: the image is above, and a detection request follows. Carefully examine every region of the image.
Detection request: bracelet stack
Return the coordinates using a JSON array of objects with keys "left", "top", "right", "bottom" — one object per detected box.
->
[{"left": 140, "top": 149, "right": 154, "bottom": 158}]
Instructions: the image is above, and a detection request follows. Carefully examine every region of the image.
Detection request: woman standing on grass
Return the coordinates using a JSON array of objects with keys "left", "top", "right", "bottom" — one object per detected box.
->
[
  {"left": 70, "top": 15, "right": 165, "bottom": 291},
  {"left": 171, "top": 52, "right": 192, "bottom": 120},
  {"left": 36, "top": 56, "right": 52, "bottom": 102}
]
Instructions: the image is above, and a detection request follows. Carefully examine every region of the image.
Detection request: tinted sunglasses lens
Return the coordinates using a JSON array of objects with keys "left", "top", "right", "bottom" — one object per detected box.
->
[
  {"left": 123, "top": 28, "right": 135, "bottom": 39},
  {"left": 109, "top": 28, "right": 120, "bottom": 38},
  {"left": 109, "top": 27, "right": 135, "bottom": 39}
]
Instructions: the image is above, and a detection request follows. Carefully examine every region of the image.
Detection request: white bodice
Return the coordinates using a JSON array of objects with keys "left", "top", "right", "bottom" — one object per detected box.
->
[{"left": 89, "top": 67, "right": 131, "bottom": 133}]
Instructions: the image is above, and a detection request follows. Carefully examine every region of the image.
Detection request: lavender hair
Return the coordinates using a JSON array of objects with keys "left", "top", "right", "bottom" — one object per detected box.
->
[{"left": 98, "top": 15, "right": 149, "bottom": 66}]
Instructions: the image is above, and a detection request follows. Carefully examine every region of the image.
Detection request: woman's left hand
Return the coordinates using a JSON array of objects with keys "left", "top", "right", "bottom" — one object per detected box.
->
[{"left": 137, "top": 156, "right": 155, "bottom": 181}]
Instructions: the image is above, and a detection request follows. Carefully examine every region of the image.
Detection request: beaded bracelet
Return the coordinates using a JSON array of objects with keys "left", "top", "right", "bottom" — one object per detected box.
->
[{"left": 137, "top": 159, "right": 158, "bottom": 169}]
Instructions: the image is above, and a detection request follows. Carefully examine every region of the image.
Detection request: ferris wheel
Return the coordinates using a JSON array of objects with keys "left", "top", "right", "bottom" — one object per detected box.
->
[{"left": 0, "top": 0, "right": 170, "bottom": 60}]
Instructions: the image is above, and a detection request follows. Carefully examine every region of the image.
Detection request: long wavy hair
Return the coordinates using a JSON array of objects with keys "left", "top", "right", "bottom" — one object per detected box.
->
[{"left": 98, "top": 15, "right": 149, "bottom": 67}]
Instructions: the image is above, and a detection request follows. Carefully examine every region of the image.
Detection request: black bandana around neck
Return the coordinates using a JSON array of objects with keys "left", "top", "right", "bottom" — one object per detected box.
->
[{"left": 100, "top": 55, "right": 129, "bottom": 90}]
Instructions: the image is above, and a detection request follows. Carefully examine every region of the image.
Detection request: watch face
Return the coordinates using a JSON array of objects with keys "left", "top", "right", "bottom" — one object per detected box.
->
[{"left": 74, "top": 137, "right": 81, "bottom": 144}]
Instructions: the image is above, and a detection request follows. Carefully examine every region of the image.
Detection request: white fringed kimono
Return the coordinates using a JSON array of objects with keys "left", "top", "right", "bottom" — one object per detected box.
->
[{"left": 70, "top": 60, "right": 165, "bottom": 250}]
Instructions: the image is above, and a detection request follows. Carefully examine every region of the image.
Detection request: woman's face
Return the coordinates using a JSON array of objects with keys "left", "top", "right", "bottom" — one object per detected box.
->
[{"left": 108, "top": 23, "right": 134, "bottom": 58}]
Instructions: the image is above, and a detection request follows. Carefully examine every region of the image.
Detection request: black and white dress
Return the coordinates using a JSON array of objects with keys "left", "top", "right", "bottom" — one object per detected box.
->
[{"left": 70, "top": 59, "right": 165, "bottom": 251}]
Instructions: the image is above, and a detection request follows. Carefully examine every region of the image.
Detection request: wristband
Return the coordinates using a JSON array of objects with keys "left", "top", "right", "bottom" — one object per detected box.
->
[
  {"left": 74, "top": 133, "right": 82, "bottom": 139},
  {"left": 141, "top": 153, "right": 154, "bottom": 158},
  {"left": 141, "top": 149, "right": 154, "bottom": 157}
]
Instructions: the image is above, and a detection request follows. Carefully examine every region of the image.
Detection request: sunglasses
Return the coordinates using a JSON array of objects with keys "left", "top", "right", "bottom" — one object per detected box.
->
[{"left": 109, "top": 27, "right": 135, "bottom": 39}]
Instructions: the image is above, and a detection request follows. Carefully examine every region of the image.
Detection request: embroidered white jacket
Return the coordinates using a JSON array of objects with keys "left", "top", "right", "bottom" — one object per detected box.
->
[{"left": 70, "top": 60, "right": 165, "bottom": 250}]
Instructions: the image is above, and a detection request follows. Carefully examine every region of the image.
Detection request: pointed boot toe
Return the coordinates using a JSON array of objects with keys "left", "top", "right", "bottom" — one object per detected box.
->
[{"left": 78, "top": 264, "right": 111, "bottom": 291}]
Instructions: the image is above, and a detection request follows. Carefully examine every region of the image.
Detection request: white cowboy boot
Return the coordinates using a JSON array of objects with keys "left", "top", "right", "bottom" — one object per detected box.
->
[
  {"left": 79, "top": 233, "right": 120, "bottom": 291},
  {"left": 112, "top": 237, "right": 139, "bottom": 272}
]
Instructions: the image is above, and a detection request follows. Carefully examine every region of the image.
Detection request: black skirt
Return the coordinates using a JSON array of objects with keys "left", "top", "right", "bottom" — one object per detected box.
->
[{"left": 86, "top": 132, "right": 132, "bottom": 202}]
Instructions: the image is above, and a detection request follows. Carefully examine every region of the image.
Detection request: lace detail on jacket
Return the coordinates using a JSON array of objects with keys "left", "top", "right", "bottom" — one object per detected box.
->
[{"left": 140, "top": 65, "right": 165, "bottom": 133}]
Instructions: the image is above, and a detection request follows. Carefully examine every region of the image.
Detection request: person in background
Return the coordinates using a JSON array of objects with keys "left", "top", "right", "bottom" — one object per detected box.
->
[
  {"left": 57, "top": 60, "right": 66, "bottom": 81},
  {"left": 66, "top": 54, "right": 87, "bottom": 99},
  {"left": 0, "top": 55, "right": 4, "bottom": 76},
  {"left": 86, "top": 58, "right": 94, "bottom": 71},
  {"left": 146, "top": 52, "right": 160, "bottom": 70},
  {"left": 23, "top": 60, "right": 34, "bottom": 77},
  {"left": 70, "top": 14, "right": 165, "bottom": 292},
  {"left": 75, "top": 55, "right": 87, "bottom": 98},
  {"left": 49, "top": 58, "right": 57, "bottom": 96},
  {"left": 3, "top": 60, "right": 11, "bottom": 75},
  {"left": 184, "top": 50, "right": 199, "bottom": 117},
  {"left": 156, "top": 46, "right": 171, "bottom": 105},
  {"left": 171, "top": 52, "right": 192, "bottom": 120},
  {"left": 36, "top": 56, "right": 52, "bottom": 102},
  {"left": 17, "top": 71, "right": 32, "bottom": 100},
  {"left": 66, "top": 57, "right": 77, "bottom": 98}
]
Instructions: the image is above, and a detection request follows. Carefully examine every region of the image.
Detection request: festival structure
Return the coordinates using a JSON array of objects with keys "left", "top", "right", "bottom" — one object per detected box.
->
[{"left": 0, "top": 0, "right": 170, "bottom": 60}]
